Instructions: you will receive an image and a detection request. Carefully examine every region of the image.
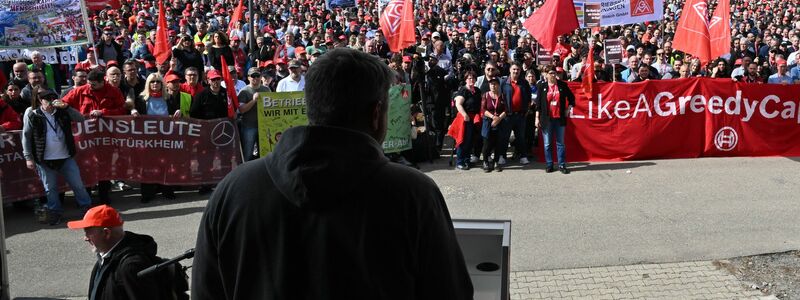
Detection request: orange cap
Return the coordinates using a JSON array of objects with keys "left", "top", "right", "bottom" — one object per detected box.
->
[{"left": 67, "top": 205, "right": 124, "bottom": 229}]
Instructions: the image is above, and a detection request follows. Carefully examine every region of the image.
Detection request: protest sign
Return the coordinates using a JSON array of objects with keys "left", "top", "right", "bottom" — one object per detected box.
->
[
  {"left": 0, "top": 0, "right": 91, "bottom": 49},
  {"left": 0, "top": 116, "right": 241, "bottom": 203},
  {"left": 556, "top": 79, "right": 800, "bottom": 161},
  {"left": 604, "top": 39, "right": 624, "bottom": 64},
  {"left": 383, "top": 84, "right": 412, "bottom": 153},
  {"left": 257, "top": 91, "right": 308, "bottom": 155},
  {"left": 536, "top": 44, "right": 552, "bottom": 66},
  {"left": 574, "top": 0, "right": 663, "bottom": 27}
]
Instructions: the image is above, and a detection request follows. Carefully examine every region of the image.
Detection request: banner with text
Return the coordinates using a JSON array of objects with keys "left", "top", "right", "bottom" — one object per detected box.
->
[
  {"left": 383, "top": 84, "right": 413, "bottom": 153},
  {"left": 0, "top": 116, "right": 241, "bottom": 203},
  {"left": 0, "top": 0, "right": 91, "bottom": 49},
  {"left": 554, "top": 78, "right": 800, "bottom": 162},
  {"left": 574, "top": 0, "right": 663, "bottom": 27},
  {"left": 257, "top": 91, "right": 308, "bottom": 155}
]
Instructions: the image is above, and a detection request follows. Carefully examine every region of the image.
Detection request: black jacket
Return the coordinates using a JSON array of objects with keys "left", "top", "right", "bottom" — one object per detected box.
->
[
  {"left": 193, "top": 125, "right": 473, "bottom": 300},
  {"left": 534, "top": 80, "right": 575, "bottom": 127},
  {"left": 88, "top": 231, "right": 161, "bottom": 300},
  {"left": 190, "top": 87, "right": 228, "bottom": 119}
]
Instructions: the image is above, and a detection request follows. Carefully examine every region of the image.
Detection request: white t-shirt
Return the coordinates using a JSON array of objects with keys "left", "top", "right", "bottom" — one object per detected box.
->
[{"left": 276, "top": 75, "right": 306, "bottom": 92}]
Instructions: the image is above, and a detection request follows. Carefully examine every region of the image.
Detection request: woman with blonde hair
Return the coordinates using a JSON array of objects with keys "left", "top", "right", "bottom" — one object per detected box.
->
[{"left": 130, "top": 73, "right": 177, "bottom": 202}]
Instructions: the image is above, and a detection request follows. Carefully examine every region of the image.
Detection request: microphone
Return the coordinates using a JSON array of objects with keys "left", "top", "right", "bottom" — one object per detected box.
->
[{"left": 137, "top": 248, "right": 195, "bottom": 278}]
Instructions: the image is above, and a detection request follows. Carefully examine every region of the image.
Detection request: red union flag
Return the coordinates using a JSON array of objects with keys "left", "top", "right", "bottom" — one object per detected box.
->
[
  {"left": 379, "top": 0, "right": 415, "bottom": 53},
  {"left": 630, "top": 0, "right": 654, "bottom": 16},
  {"left": 673, "top": 0, "right": 712, "bottom": 62},
  {"left": 709, "top": 0, "right": 731, "bottom": 59}
]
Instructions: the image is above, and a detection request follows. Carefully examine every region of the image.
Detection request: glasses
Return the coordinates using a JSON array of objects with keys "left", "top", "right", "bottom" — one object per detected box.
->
[
  {"left": 210, "top": 78, "right": 222, "bottom": 81},
  {"left": 150, "top": 81, "right": 162, "bottom": 84},
  {"left": 186, "top": 73, "right": 197, "bottom": 77},
  {"left": 250, "top": 74, "right": 261, "bottom": 78}
]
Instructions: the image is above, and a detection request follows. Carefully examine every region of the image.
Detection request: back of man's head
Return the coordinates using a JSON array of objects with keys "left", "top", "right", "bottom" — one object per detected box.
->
[{"left": 305, "top": 48, "right": 394, "bottom": 133}]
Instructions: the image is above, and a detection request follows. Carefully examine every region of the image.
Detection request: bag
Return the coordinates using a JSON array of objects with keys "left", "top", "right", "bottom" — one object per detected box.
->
[{"left": 121, "top": 253, "right": 190, "bottom": 300}]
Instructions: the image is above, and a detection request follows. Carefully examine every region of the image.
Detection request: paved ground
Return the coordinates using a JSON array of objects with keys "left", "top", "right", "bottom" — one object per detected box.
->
[
  {"left": 510, "top": 261, "right": 774, "bottom": 299},
  {"left": 3, "top": 156, "right": 799, "bottom": 299}
]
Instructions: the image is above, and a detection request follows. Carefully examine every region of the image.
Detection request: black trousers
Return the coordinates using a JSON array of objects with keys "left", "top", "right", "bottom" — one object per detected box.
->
[{"left": 482, "top": 129, "right": 503, "bottom": 163}]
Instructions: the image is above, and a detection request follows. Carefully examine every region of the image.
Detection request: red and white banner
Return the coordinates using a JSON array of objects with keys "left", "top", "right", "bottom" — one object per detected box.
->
[
  {"left": 0, "top": 116, "right": 241, "bottom": 203},
  {"left": 555, "top": 78, "right": 800, "bottom": 161}
]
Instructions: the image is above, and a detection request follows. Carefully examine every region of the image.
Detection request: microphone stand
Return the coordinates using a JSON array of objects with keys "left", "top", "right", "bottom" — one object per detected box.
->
[{"left": 137, "top": 248, "right": 194, "bottom": 278}]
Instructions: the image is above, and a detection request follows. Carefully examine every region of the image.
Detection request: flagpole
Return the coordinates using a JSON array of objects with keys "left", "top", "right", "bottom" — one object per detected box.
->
[{"left": 78, "top": 0, "right": 99, "bottom": 66}]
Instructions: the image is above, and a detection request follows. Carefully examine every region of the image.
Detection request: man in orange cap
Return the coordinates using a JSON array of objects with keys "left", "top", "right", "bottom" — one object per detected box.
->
[{"left": 68, "top": 205, "right": 161, "bottom": 300}]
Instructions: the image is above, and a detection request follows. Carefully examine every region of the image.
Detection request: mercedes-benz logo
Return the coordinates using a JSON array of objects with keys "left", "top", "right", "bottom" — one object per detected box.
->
[
  {"left": 714, "top": 126, "right": 738, "bottom": 151},
  {"left": 210, "top": 121, "right": 235, "bottom": 147}
]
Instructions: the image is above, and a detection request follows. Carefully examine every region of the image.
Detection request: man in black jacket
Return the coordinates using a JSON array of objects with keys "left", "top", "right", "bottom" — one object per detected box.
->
[
  {"left": 192, "top": 48, "right": 473, "bottom": 299},
  {"left": 67, "top": 205, "right": 161, "bottom": 300},
  {"left": 189, "top": 70, "right": 228, "bottom": 120}
]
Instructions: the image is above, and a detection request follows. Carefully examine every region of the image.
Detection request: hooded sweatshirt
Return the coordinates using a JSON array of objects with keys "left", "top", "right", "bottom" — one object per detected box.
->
[{"left": 193, "top": 125, "right": 473, "bottom": 300}]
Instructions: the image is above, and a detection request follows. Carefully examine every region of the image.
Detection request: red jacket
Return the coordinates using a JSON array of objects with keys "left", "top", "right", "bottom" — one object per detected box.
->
[
  {"left": 0, "top": 99, "right": 21, "bottom": 130},
  {"left": 62, "top": 84, "right": 126, "bottom": 116}
]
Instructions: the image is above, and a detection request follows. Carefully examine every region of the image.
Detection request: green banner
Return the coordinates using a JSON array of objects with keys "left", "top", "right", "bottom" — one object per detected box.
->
[
  {"left": 382, "top": 84, "right": 412, "bottom": 153},
  {"left": 257, "top": 91, "right": 308, "bottom": 155}
]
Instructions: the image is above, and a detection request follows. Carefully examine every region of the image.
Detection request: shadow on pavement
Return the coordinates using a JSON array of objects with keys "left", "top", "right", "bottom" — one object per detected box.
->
[
  {"left": 14, "top": 298, "right": 76, "bottom": 300},
  {"left": 568, "top": 161, "right": 656, "bottom": 171},
  {"left": 3, "top": 186, "right": 209, "bottom": 238}
]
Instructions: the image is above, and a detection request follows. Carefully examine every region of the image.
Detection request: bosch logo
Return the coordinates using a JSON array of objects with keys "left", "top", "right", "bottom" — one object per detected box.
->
[{"left": 714, "top": 126, "right": 738, "bottom": 151}]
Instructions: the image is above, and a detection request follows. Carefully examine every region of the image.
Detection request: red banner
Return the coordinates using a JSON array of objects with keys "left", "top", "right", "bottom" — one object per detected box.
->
[
  {"left": 556, "top": 78, "right": 800, "bottom": 161},
  {"left": 1, "top": 116, "right": 241, "bottom": 203},
  {"left": 86, "top": 0, "right": 121, "bottom": 11}
]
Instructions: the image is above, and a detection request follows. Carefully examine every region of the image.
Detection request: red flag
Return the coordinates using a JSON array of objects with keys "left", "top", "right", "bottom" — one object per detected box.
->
[
  {"left": 228, "top": 0, "right": 245, "bottom": 35},
  {"left": 582, "top": 44, "right": 595, "bottom": 100},
  {"left": 153, "top": 0, "right": 171, "bottom": 65},
  {"left": 379, "top": 0, "right": 415, "bottom": 53},
  {"left": 709, "top": 0, "right": 731, "bottom": 60},
  {"left": 220, "top": 56, "right": 240, "bottom": 119},
  {"left": 673, "top": 0, "right": 714, "bottom": 63},
  {"left": 522, "top": 0, "right": 579, "bottom": 52},
  {"left": 447, "top": 113, "right": 465, "bottom": 148}
]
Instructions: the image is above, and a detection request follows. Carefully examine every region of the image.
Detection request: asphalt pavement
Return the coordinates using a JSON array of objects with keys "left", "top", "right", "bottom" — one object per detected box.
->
[{"left": 4, "top": 156, "right": 800, "bottom": 298}]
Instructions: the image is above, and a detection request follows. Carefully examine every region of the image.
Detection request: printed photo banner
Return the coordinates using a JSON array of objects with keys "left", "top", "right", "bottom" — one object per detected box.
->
[
  {"left": 554, "top": 78, "right": 800, "bottom": 162},
  {"left": 383, "top": 84, "right": 412, "bottom": 153},
  {"left": 0, "top": 116, "right": 241, "bottom": 203},
  {"left": 573, "top": 0, "right": 663, "bottom": 27},
  {"left": 0, "top": 0, "right": 91, "bottom": 49}
]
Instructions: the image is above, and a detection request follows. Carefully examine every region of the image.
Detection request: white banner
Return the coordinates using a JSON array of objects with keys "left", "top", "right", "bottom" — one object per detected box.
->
[
  {"left": 575, "top": 0, "right": 664, "bottom": 27},
  {"left": 59, "top": 47, "right": 79, "bottom": 65}
]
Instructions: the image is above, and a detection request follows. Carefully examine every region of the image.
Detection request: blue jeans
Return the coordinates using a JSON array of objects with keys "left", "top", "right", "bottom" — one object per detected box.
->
[
  {"left": 504, "top": 114, "right": 527, "bottom": 158},
  {"left": 456, "top": 119, "right": 477, "bottom": 166},
  {"left": 240, "top": 125, "right": 259, "bottom": 161},
  {"left": 541, "top": 120, "right": 566, "bottom": 168},
  {"left": 35, "top": 157, "right": 92, "bottom": 213}
]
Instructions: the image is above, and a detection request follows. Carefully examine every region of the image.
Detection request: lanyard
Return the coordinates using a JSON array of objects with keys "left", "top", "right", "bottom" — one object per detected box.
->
[{"left": 42, "top": 110, "right": 60, "bottom": 133}]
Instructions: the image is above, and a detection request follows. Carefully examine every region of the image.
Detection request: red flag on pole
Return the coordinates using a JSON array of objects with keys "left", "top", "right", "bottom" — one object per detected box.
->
[
  {"left": 582, "top": 44, "right": 595, "bottom": 100},
  {"left": 709, "top": 0, "right": 731, "bottom": 60},
  {"left": 673, "top": 0, "right": 714, "bottom": 63},
  {"left": 153, "top": 0, "right": 171, "bottom": 65},
  {"left": 220, "top": 56, "right": 240, "bottom": 119},
  {"left": 379, "top": 0, "right": 416, "bottom": 53},
  {"left": 522, "top": 0, "right": 579, "bottom": 52},
  {"left": 228, "top": 0, "right": 245, "bottom": 35}
]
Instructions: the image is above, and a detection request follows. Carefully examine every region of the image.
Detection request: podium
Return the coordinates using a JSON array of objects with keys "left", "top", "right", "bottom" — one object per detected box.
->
[{"left": 453, "top": 219, "right": 511, "bottom": 300}]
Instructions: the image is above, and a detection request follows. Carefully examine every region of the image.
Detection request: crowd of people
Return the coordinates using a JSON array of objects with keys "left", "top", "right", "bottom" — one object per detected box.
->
[{"left": 1, "top": 0, "right": 799, "bottom": 218}]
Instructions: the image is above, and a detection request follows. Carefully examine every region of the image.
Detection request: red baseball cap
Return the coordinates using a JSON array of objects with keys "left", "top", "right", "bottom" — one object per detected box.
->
[
  {"left": 67, "top": 205, "right": 124, "bottom": 229},
  {"left": 207, "top": 70, "right": 222, "bottom": 79},
  {"left": 165, "top": 73, "right": 181, "bottom": 82},
  {"left": 402, "top": 56, "right": 412, "bottom": 63}
]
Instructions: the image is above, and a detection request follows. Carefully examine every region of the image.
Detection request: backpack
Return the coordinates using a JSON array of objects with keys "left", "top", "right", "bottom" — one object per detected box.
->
[{"left": 121, "top": 253, "right": 190, "bottom": 300}]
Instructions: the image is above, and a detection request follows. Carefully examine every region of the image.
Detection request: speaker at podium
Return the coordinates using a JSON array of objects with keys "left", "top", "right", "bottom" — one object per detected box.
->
[{"left": 453, "top": 219, "right": 511, "bottom": 300}]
